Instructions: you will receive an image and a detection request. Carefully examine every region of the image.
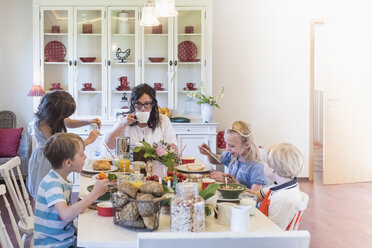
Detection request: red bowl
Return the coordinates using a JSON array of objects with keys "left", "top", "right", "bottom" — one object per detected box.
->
[
  {"left": 97, "top": 202, "right": 113, "bottom": 217},
  {"left": 148, "top": 57, "right": 165, "bottom": 63},
  {"left": 182, "top": 156, "right": 196, "bottom": 164},
  {"left": 80, "top": 57, "right": 96, "bottom": 63}
]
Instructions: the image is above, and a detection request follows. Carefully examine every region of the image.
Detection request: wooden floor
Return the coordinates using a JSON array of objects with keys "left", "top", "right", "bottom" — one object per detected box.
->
[{"left": 2, "top": 176, "right": 372, "bottom": 248}]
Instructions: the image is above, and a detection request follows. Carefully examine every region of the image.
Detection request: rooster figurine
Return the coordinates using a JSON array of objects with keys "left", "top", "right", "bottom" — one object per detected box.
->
[{"left": 116, "top": 48, "right": 130, "bottom": 63}]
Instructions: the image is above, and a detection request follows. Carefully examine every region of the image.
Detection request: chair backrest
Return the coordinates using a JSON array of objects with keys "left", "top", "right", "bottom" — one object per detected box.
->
[
  {"left": 286, "top": 192, "right": 309, "bottom": 231},
  {"left": 0, "top": 110, "right": 16, "bottom": 128},
  {"left": 0, "top": 157, "right": 34, "bottom": 230},
  {"left": 0, "top": 184, "right": 24, "bottom": 248},
  {"left": 138, "top": 231, "right": 310, "bottom": 248}
]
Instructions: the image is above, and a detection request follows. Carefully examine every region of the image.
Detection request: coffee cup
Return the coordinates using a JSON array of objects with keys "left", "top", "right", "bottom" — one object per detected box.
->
[
  {"left": 185, "top": 26, "right": 194, "bottom": 33},
  {"left": 154, "top": 82, "right": 163, "bottom": 90},
  {"left": 136, "top": 111, "right": 150, "bottom": 123},
  {"left": 51, "top": 83, "right": 60, "bottom": 88},
  {"left": 120, "top": 81, "right": 129, "bottom": 87},
  {"left": 230, "top": 206, "right": 251, "bottom": 232},
  {"left": 83, "top": 83, "right": 92, "bottom": 89},
  {"left": 216, "top": 202, "right": 236, "bottom": 226},
  {"left": 186, "top": 82, "right": 195, "bottom": 90},
  {"left": 202, "top": 178, "right": 216, "bottom": 190}
]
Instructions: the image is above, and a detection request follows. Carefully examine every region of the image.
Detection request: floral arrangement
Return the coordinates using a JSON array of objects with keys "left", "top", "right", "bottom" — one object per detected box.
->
[
  {"left": 132, "top": 141, "right": 179, "bottom": 171},
  {"left": 186, "top": 82, "right": 224, "bottom": 108}
]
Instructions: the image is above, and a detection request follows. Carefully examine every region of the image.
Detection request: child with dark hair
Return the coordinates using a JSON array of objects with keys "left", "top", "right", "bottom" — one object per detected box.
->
[
  {"left": 34, "top": 133, "right": 107, "bottom": 247},
  {"left": 28, "top": 90, "right": 102, "bottom": 197}
]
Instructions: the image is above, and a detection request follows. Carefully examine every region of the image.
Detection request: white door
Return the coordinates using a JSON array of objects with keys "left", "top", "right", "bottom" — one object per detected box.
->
[
  {"left": 322, "top": 18, "right": 372, "bottom": 184},
  {"left": 177, "top": 134, "right": 209, "bottom": 165}
]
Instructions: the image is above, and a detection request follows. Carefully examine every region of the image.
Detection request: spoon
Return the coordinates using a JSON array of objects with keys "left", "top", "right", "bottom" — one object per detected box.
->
[{"left": 200, "top": 146, "right": 222, "bottom": 163}]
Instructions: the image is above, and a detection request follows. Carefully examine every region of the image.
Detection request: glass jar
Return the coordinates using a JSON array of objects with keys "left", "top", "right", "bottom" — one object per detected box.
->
[
  {"left": 171, "top": 183, "right": 205, "bottom": 232},
  {"left": 188, "top": 173, "right": 203, "bottom": 192}
]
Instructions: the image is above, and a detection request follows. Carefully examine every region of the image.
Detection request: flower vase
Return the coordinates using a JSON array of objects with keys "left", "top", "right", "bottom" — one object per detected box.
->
[
  {"left": 201, "top": 103, "right": 214, "bottom": 123},
  {"left": 152, "top": 160, "right": 168, "bottom": 179}
]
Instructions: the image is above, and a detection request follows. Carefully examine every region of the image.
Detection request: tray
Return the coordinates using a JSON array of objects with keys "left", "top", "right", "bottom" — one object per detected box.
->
[{"left": 170, "top": 117, "right": 190, "bottom": 123}]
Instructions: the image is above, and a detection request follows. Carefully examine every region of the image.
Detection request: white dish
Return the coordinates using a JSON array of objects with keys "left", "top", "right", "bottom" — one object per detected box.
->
[
  {"left": 176, "top": 164, "right": 212, "bottom": 173},
  {"left": 82, "top": 161, "right": 118, "bottom": 173}
]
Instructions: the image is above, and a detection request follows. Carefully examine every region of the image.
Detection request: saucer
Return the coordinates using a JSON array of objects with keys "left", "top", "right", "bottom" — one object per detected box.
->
[
  {"left": 183, "top": 87, "right": 197, "bottom": 91},
  {"left": 116, "top": 86, "right": 130, "bottom": 91},
  {"left": 82, "top": 87, "right": 96, "bottom": 91},
  {"left": 49, "top": 87, "right": 63, "bottom": 91}
]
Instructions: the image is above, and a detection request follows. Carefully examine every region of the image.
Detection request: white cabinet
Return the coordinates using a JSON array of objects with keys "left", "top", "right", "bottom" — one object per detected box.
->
[{"left": 33, "top": 0, "right": 213, "bottom": 121}]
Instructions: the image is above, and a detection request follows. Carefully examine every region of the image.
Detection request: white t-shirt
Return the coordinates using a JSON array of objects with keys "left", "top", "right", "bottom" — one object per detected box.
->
[{"left": 114, "top": 114, "right": 177, "bottom": 145}]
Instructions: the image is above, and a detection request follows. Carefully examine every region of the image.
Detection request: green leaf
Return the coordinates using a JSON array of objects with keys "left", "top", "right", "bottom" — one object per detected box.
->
[
  {"left": 205, "top": 206, "right": 211, "bottom": 216},
  {"left": 199, "top": 183, "right": 219, "bottom": 200}
]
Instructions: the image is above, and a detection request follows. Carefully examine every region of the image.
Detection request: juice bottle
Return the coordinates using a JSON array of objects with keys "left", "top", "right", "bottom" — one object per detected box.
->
[
  {"left": 124, "top": 159, "right": 130, "bottom": 173},
  {"left": 118, "top": 159, "right": 125, "bottom": 172}
]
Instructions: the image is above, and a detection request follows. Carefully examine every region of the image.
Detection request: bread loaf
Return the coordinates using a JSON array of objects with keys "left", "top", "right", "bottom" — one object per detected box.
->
[
  {"left": 118, "top": 181, "right": 138, "bottom": 198},
  {"left": 139, "top": 181, "right": 163, "bottom": 197},
  {"left": 187, "top": 163, "right": 204, "bottom": 171},
  {"left": 93, "top": 160, "right": 111, "bottom": 170}
]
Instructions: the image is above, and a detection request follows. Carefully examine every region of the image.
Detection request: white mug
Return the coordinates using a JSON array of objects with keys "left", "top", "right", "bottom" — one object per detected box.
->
[
  {"left": 132, "top": 161, "right": 145, "bottom": 172},
  {"left": 136, "top": 111, "right": 150, "bottom": 123},
  {"left": 216, "top": 202, "right": 236, "bottom": 226},
  {"left": 230, "top": 206, "right": 251, "bottom": 232}
]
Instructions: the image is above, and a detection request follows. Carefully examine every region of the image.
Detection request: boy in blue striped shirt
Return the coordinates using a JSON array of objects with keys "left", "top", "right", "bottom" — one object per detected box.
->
[{"left": 34, "top": 133, "right": 108, "bottom": 248}]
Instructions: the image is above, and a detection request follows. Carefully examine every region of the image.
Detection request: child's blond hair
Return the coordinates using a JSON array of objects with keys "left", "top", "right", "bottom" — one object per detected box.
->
[
  {"left": 225, "top": 121, "right": 260, "bottom": 161},
  {"left": 266, "top": 143, "right": 304, "bottom": 179}
]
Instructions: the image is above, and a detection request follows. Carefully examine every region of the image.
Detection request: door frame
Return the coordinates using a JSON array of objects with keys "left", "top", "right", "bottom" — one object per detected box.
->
[{"left": 309, "top": 19, "right": 325, "bottom": 181}]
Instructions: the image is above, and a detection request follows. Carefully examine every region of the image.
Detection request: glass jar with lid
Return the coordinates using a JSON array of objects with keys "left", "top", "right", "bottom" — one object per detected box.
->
[{"left": 170, "top": 182, "right": 205, "bottom": 232}]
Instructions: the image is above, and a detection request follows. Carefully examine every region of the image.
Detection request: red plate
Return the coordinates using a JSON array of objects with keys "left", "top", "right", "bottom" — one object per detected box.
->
[
  {"left": 178, "top": 41, "right": 197, "bottom": 62},
  {"left": 44, "top": 41, "right": 66, "bottom": 62}
]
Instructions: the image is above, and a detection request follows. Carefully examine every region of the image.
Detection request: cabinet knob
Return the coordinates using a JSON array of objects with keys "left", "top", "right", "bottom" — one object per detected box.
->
[
  {"left": 69, "top": 60, "right": 72, "bottom": 66},
  {"left": 108, "top": 60, "right": 111, "bottom": 66},
  {"left": 74, "top": 60, "right": 77, "bottom": 66},
  {"left": 169, "top": 60, "right": 172, "bottom": 66},
  {"left": 174, "top": 60, "right": 178, "bottom": 66}
]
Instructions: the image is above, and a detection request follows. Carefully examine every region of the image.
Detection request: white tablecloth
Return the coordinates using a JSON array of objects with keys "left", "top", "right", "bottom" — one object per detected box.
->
[{"left": 77, "top": 175, "right": 282, "bottom": 248}]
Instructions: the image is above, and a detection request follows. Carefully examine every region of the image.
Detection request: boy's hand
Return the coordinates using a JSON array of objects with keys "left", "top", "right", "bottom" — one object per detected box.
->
[
  {"left": 91, "top": 179, "right": 108, "bottom": 197},
  {"left": 85, "top": 129, "right": 101, "bottom": 145}
]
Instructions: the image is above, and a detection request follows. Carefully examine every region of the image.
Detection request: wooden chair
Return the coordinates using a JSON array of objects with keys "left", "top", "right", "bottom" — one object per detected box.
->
[
  {"left": 138, "top": 230, "right": 311, "bottom": 248},
  {"left": 0, "top": 156, "right": 34, "bottom": 246},
  {"left": 286, "top": 192, "right": 309, "bottom": 231},
  {"left": 0, "top": 184, "right": 24, "bottom": 248}
]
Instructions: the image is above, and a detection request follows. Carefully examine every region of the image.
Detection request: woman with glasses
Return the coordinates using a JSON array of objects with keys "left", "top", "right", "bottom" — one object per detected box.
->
[{"left": 105, "top": 83, "right": 178, "bottom": 152}]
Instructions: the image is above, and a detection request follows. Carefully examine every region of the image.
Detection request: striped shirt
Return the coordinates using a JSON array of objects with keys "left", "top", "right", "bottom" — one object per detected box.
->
[
  {"left": 34, "top": 170, "right": 74, "bottom": 248},
  {"left": 259, "top": 178, "right": 301, "bottom": 230}
]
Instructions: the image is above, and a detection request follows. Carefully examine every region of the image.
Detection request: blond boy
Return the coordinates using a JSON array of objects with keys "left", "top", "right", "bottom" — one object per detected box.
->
[
  {"left": 34, "top": 133, "right": 108, "bottom": 247},
  {"left": 248, "top": 143, "right": 304, "bottom": 230}
]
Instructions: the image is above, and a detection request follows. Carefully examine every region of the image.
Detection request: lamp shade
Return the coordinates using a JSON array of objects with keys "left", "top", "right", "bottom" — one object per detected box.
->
[
  {"left": 27, "top": 85, "right": 45, "bottom": 97},
  {"left": 140, "top": 6, "right": 160, "bottom": 26},
  {"left": 155, "top": 0, "right": 178, "bottom": 17}
]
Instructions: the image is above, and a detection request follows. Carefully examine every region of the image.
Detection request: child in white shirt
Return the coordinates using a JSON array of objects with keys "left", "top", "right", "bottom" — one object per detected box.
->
[{"left": 248, "top": 143, "right": 305, "bottom": 230}]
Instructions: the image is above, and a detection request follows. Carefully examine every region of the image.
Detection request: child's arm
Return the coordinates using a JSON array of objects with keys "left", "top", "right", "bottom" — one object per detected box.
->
[
  {"left": 64, "top": 118, "right": 102, "bottom": 129},
  {"left": 251, "top": 184, "right": 263, "bottom": 192},
  {"left": 54, "top": 179, "right": 108, "bottom": 223},
  {"left": 246, "top": 188, "right": 264, "bottom": 202},
  {"left": 198, "top": 143, "right": 221, "bottom": 164}
]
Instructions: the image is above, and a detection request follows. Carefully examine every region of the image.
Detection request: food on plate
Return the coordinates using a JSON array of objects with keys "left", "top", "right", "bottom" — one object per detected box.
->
[
  {"left": 139, "top": 181, "right": 164, "bottom": 197},
  {"left": 93, "top": 160, "right": 111, "bottom": 170},
  {"left": 97, "top": 172, "right": 108, "bottom": 180},
  {"left": 187, "top": 163, "right": 205, "bottom": 171},
  {"left": 118, "top": 181, "right": 138, "bottom": 198}
]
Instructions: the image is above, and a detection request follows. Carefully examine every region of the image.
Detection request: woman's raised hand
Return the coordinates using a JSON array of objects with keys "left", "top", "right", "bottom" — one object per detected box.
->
[{"left": 119, "top": 113, "right": 137, "bottom": 127}]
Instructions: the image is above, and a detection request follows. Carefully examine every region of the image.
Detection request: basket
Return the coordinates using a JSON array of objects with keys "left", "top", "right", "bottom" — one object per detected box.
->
[{"left": 111, "top": 192, "right": 164, "bottom": 231}]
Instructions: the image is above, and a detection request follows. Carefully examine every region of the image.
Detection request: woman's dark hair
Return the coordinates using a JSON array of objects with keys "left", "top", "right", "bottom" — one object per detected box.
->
[
  {"left": 35, "top": 91, "right": 76, "bottom": 134},
  {"left": 129, "top": 83, "right": 159, "bottom": 130}
]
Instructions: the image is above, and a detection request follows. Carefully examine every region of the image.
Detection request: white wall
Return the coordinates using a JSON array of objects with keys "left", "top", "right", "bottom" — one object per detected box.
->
[{"left": 0, "top": 0, "right": 34, "bottom": 129}]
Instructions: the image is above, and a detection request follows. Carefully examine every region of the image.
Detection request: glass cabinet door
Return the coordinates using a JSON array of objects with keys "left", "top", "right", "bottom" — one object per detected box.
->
[
  {"left": 141, "top": 17, "right": 173, "bottom": 110},
  {"left": 41, "top": 8, "right": 73, "bottom": 95},
  {"left": 74, "top": 7, "right": 106, "bottom": 118},
  {"left": 174, "top": 8, "right": 204, "bottom": 117},
  {"left": 108, "top": 7, "right": 138, "bottom": 120}
]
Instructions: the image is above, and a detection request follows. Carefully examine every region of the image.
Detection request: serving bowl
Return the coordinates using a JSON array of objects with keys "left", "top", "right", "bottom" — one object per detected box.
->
[
  {"left": 217, "top": 183, "right": 247, "bottom": 199},
  {"left": 80, "top": 57, "right": 96, "bottom": 62},
  {"left": 148, "top": 57, "right": 165, "bottom": 63}
]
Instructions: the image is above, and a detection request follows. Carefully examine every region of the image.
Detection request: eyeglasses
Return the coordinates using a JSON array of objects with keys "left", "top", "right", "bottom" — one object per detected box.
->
[{"left": 134, "top": 101, "right": 153, "bottom": 110}]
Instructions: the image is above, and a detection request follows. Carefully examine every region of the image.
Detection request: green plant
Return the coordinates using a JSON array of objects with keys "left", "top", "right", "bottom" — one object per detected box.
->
[
  {"left": 186, "top": 82, "right": 224, "bottom": 108},
  {"left": 132, "top": 141, "right": 178, "bottom": 171}
]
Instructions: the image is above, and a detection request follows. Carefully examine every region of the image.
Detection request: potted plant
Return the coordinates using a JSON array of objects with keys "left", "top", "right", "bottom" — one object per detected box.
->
[{"left": 186, "top": 82, "right": 224, "bottom": 123}]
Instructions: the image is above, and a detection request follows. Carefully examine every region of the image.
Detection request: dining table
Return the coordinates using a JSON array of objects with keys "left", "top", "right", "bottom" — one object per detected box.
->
[{"left": 77, "top": 174, "right": 282, "bottom": 248}]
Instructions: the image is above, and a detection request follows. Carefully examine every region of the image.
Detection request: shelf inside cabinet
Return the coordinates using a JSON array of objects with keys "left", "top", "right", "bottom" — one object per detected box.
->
[
  {"left": 79, "top": 62, "right": 102, "bottom": 65},
  {"left": 145, "top": 62, "right": 168, "bottom": 65},
  {"left": 112, "top": 90, "right": 132, "bottom": 93},
  {"left": 44, "top": 33, "right": 68, "bottom": 36},
  {"left": 178, "top": 62, "right": 202, "bottom": 65},
  {"left": 178, "top": 33, "right": 201, "bottom": 36},
  {"left": 112, "top": 34, "right": 135, "bottom": 37},
  {"left": 44, "top": 61, "right": 69, "bottom": 65},
  {"left": 179, "top": 90, "right": 200, "bottom": 93},
  {"left": 154, "top": 90, "right": 168, "bottom": 94},
  {"left": 78, "top": 90, "right": 102, "bottom": 94},
  {"left": 112, "top": 61, "right": 135, "bottom": 65},
  {"left": 145, "top": 34, "right": 168, "bottom": 37}
]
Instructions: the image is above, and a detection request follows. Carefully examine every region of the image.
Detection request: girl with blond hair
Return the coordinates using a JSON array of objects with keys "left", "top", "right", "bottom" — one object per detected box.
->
[{"left": 199, "top": 121, "right": 267, "bottom": 190}]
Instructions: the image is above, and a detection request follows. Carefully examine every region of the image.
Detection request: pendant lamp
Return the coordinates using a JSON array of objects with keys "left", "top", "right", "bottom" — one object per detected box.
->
[
  {"left": 140, "top": 0, "right": 160, "bottom": 26},
  {"left": 155, "top": 0, "right": 178, "bottom": 17}
]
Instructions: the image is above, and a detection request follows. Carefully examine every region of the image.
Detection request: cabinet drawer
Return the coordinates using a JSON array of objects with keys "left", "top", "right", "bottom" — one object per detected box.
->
[{"left": 173, "top": 126, "right": 210, "bottom": 134}]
